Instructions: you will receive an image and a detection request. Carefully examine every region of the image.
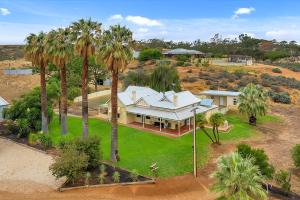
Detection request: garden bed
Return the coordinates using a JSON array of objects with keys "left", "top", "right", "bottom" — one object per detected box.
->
[{"left": 59, "top": 163, "right": 154, "bottom": 191}]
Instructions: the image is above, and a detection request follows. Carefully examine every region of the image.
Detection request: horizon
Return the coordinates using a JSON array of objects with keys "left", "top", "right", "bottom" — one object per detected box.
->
[{"left": 1, "top": 0, "right": 300, "bottom": 44}]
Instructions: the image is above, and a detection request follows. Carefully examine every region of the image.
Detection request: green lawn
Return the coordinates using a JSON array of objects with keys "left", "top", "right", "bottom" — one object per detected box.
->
[{"left": 48, "top": 113, "right": 278, "bottom": 177}]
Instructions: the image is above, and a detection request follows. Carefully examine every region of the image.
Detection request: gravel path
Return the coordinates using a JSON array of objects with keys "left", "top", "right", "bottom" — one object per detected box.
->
[{"left": 0, "top": 138, "right": 64, "bottom": 193}]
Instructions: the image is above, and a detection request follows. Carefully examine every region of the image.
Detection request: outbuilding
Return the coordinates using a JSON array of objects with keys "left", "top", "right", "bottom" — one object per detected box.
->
[{"left": 0, "top": 96, "right": 9, "bottom": 121}]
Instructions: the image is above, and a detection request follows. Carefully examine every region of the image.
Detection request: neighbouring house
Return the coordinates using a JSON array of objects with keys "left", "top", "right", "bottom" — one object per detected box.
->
[
  {"left": 163, "top": 48, "right": 205, "bottom": 59},
  {"left": 0, "top": 96, "right": 9, "bottom": 121},
  {"left": 105, "top": 86, "right": 218, "bottom": 136},
  {"left": 198, "top": 90, "right": 240, "bottom": 113},
  {"left": 228, "top": 55, "right": 253, "bottom": 65}
]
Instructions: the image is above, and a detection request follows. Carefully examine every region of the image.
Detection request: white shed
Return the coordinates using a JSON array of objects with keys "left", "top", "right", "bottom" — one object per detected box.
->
[{"left": 0, "top": 96, "right": 9, "bottom": 120}]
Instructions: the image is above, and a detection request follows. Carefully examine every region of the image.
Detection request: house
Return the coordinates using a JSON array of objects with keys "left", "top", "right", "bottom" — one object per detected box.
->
[
  {"left": 106, "top": 86, "right": 218, "bottom": 136},
  {"left": 198, "top": 90, "right": 240, "bottom": 113},
  {"left": 163, "top": 48, "right": 205, "bottom": 59},
  {"left": 0, "top": 96, "right": 9, "bottom": 121},
  {"left": 228, "top": 55, "right": 253, "bottom": 66}
]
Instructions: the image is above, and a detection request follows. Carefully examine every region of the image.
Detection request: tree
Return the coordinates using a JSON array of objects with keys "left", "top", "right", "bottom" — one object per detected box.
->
[
  {"left": 70, "top": 19, "right": 101, "bottom": 137},
  {"left": 96, "top": 25, "right": 133, "bottom": 162},
  {"left": 123, "top": 68, "right": 150, "bottom": 89},
  {"left": 88, "top": 56, "right": 108, "bottom": 92},
  {"left": 209, "top": 113, "right": 225, "bottom": 144},
  {"left": 195, "top": 114, "right": 215, "bottom": 143},
  {"left": 211, "top": 152, "right": 267, "bottom": 200},
  {"left": 46, "top": 28, "right": 73, "bottom": 134},
  {"left": 24, "top": 32, "right": 50, "bottom": 134},
  {"left": 239, "top": 83, "right": 268, "bottom": 125},
  {"left": 149, "top": 63, "right": 181, "bottom": 92},
  {"left": 138, "top": 48, "right": 162, "bottom": 61}
]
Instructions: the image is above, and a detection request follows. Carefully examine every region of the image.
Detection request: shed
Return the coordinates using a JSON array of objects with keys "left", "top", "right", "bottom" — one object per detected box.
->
[
  {"left": 228, "top": 55, "right": 253, "bottom": 65},
  {"left": 0, "top": 97, "right": 9, "bottom": 120},
  {"left": 163, "top": 48, "right": 205, "bottom": 58}
]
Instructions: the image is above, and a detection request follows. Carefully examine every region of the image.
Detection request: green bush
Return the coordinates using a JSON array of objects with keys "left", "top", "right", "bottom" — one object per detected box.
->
[
  {"left": 176, "top": 61, "right": 185, "bottom": 66},
  {"left": 112, "top": 171, "right": 120, "bottom": 183},
  {"left": 85, "top": 172, "right": 91, "bottom": 185},
  {"left": 275, "top": 170, "right": 291, "bottom": 192},
  {"left": 0, "top": 120, "right": 18, "bottom": 136},
  {"left": 28, "top": 133, "right": 40, "bottom": 145},
  {"left": 175, "top": 54, "right": 191, "bottom": 62},
  {"left": 264, "top": 50, "right": 290, "bottom": 61},
  {"left": 129, "top": 169, "right": 139, "bottom": 182},
  {"left": 291, "top": 144, "right": 300, "bottom": 168},
  {"left": 98, "top": 173, "right": 106, "bottom": 184},
  {"left": 39, "top": 134, "right": 52, "bottom": 150},
  {"left": 268, "top": 91, "right": 291, "bottom": 104},
  {"left": 68, "top": 87, "right": 81, "bottom": 100},
  {"left": 237, "top": 144, "right": 275, "bottom": 179},
  {"left": 183, "top": 62, "right": 191, "bottom": 67},
  {"left": 15, "top": 118, "right": 30, "bottom": 138},
  {"left": 50, "top": 144, "right": 89, "bottom": 183},
  {"left": 138, "top": 48, "right": 162, "bottom": 61},
  {"left": 272, "top": 68, "right": 282, "bottom": 73},
  {"left": 59, "top": 136, "right": 102, "bottom": 169}
]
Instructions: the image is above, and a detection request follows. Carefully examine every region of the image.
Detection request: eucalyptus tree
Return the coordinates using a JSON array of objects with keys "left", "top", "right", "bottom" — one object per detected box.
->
[
  {"left": 46, "top": 28, "right": 73, "bottom": 134},
  {"left": 239, "top": 83, "right": 268, "bottom": 125},
  {"left": 96, "top": 25, "right": 133, "bottom": 162},
  {"left": 24, "top": 32, "right": 49, "bottom": 134},
  {"left": 70, "top": 19, "right": 101, "bottom": 137}
]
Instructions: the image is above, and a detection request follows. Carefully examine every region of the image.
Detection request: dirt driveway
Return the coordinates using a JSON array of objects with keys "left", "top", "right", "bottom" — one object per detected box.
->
[{"left": 0, "top": 138, "right": 64, "bottom": 194}]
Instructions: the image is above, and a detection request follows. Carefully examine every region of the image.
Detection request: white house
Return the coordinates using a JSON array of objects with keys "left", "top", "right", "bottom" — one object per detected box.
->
[
  {"left": 0, "top": 96, "right": 9, "bottom": 121},
  {"left": 106, "top": 86, "right": 218, "bottom": 136}
]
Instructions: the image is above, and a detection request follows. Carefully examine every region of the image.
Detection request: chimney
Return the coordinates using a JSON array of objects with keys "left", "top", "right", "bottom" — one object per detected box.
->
[
  {"left": 132, "top": 90, "right": 136, "bottom": 102},
  {"left": 173, "top": 95, "right": 178, "bottom": 107}
]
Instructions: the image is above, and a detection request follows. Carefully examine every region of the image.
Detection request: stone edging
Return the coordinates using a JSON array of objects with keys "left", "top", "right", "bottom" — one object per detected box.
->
[{"left": 58, "top": 179, "right": 155, "bottom": 192}]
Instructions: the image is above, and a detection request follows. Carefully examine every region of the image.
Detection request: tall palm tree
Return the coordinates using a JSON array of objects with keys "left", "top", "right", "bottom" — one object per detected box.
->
[
  {"left": 239, "top": 83, "right": 268, "bottom": 125},
  {"left": 24, "top": 32, "right": 49, "bottom": 134},
  {"left": 96, "top": 25, "right": 133, "bottom": 162},
  {"left": 46, "top": 28, "right": 73, "bottom": 134},
  {"left": 211, "top": 152, "right": 267, "bottom": 200},
  {"left": 70, "top": 19, "right": 101, "bottom": 137}
]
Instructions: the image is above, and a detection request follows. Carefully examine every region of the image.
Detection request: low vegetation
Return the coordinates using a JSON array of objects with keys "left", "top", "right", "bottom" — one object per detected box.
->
[{"left": 138, "top": 48, "right": 162, "bottom": 61}]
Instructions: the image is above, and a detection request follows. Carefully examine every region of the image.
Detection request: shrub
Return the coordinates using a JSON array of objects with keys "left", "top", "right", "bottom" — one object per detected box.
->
[
  {"left": 272, "top": 68, "right": 282, "bottom": 73},
  {"left": 275, "top": 170, "right": 291, "bottom": 192},
  {"left": 15, "top": 118, "right": 30, "bottom": 138},
  {"left": 176, "top": 61, "right": 184, "bottom": 66},
  {"left": 68, "top": 87, "right": 81, "bottom": 100},
  {"left": 39, "top": 134, "right": 52, "bottom": 150},
  {"left": 129, "top": 169, "right": 139, "bottom": 182},
  {"left": 183, "top": 62, "right": 191, "bottom": 67},
  {"left": 175, "top": 54, "right": 191, "bottom": 62},
  {"left": 100, "top": 164, "right": 106, "bottom": 174},
  {"left": 60, "top": 136, "right": 102, "bottom": 169},
  {"left": 98, "top": 173, "right": 106, "bottom": 184},
  {"left": 28, "top": 133, "right": 39, "bottom": 145},
  {"left": 264, "top": 50, "right": 290, "bottom": 61},
  {"left": 50, "top": 144, "right": 89, "bottom": 183},
  {"left": 237, "top": 144, "right": 275, "bottom": 179},
  {"left": 181, "top": 77, "right": 197, "bottom": 83},
  {"left": 138, "top": 48, "right": 162, "bottom": 61},
  {"left": 85, "top": 172, "right": 91, "bottom": 185},
  {"left": 268, "top": 91, "right": 291, "bottom": 104},
  {"left": 112, "top": 171, "right": 120, "bottom": 183},
  {"left": 291, "top": 144, "right": 300, "bottom": 168},
  {"left": 0, "top": 120, "right": 18, "bottom": 136}
]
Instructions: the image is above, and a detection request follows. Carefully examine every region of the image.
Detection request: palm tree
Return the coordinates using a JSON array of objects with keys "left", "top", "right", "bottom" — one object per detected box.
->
[
  {"left": 96, "top": 25, "right": 133, "bottom": 162},
  {"left": 24, "top": 32, "right": 49, "bottom": 134},
  {"left": 46, "top": 28, "right": 73, "bottom": 134},
  {"left": 239, "top": 83, "right": 268, "bottom": 125},
  {"left": 211, "top": 152, "right": 267, "bottom": 200},
  {"left": 70, "top": 19, "right": 101, "bottom": 137},
  {"left": 195, "top": 114, "right": 215, "bottom": 143},
  {"left": 209, "top": 112, "right": 225, "bottom": 144}
]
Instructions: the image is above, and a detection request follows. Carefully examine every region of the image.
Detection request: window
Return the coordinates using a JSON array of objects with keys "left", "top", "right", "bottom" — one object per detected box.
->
[
  {"left": 146, "top": 116, "right": 150, "bottom": 119},
  {"left": 117, "top": 114, "right": 120, "bottom": 118},
  {"left": 136, "top": 114, "right": 141, "bottom": 118},
  {"left": 233, "top": 98, "right": 238, "bottom": 105}
]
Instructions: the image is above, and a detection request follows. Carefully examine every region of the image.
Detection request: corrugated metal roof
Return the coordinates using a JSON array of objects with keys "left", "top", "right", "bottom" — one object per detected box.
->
[
  {"left": 127, "top": 105, "right": 217, "bottom": 121},
  {"left": 0, "top": 96, "right": 9, "bottom": 106},
  {"left": 163, "top": 48, "right": 204, "bottom": 55},
  {"left": 200, "top": 90, "right": 240, "bottom": 97},
  {"left": 118, "top": 86, "right": 201, "bottom": 109},
  {"left": 200, "top": 99, "right": 214, "bottom": 106}
]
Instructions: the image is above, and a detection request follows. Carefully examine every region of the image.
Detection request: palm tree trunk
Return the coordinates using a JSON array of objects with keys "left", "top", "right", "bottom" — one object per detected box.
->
[
  {"left": 58, "top": 96, "right": 61, "bottom": 124},
  {"left": 110, "top": 69, "right": 119, "bottom": 162},
  {"left": 60, "top": 64, "right": 68, "bottom": 135},
  {"left": 201, "top": 127, "right": 215, "bottom": 143},
  {"left": 82, "top": 49, "right": 89, "bottom": 137},
  {"left": 40, "top": 62, "right": 48, "bottom": 134}
]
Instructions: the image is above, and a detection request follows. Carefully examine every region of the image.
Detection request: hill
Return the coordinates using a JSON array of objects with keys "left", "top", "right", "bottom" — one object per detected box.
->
[{"left": 0, "top": 45, "right": 24, "bottom": 61}]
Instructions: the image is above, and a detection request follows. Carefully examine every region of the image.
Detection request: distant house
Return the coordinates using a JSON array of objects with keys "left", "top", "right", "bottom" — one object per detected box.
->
[
  {"left": 198, "top": 90, "right": 240, "bottom": 113},
  {"left": 0, "top": 97, "right": 9, "bottom": 121},
  {"left": 228, "top": 55, "right": 253, "bottom": 66},
  {"left": 163, "top": 48, "right": 205, "bottom": 59},
  {"left": 106, "top": 86, "right": 218, "bottom": 136}
]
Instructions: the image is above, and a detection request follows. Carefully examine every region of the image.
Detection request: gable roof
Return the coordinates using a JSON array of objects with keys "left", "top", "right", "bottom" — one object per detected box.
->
[
  {"left": 118, "top": 86, "right": 201, "bottom": 109},
  {"left": 200, "top": 90, "right": 241, "bottom": 97},
  {"left": 163, "top": 48, "right": 204, "bottom": 55},
  {"left": 0, "top": 96, "right": 9, "bottom": 106}
]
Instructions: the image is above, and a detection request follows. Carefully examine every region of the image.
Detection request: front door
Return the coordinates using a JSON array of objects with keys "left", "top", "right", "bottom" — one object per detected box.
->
[{"left": 220, "top": 96, "right": 225, "bottom": 106}]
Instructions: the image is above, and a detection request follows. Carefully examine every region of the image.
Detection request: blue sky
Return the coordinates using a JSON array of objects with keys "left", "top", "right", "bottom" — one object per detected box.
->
[{"left": 1, "top": 0, "right": 300, "bottom": 44}]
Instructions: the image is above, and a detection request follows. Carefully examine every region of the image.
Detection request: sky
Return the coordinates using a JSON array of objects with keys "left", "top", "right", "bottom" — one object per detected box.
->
[{"left": 1, "top": 0, "right": 300, "bottom": 44}]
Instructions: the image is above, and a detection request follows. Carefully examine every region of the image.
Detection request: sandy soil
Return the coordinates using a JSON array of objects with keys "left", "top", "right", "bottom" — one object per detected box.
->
[{"left": 0, "top": 138, "right": 64, "bottom": 194}]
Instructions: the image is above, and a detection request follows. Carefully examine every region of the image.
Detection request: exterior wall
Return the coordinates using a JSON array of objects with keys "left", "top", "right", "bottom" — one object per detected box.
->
[
  {"left": 107, "top": 99, "right": 128, "bottom": 124},
  {"left": 0, "top": 105, "right": 8, "bottom": 120}
]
